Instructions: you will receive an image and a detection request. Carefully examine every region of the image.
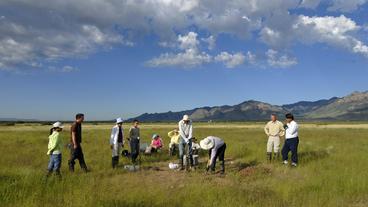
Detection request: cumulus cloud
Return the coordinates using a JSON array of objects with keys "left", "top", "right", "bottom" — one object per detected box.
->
[
  {"left": 215, "top": 52, "right": 246, "bottom": 68},
  {"left": 328, "top": 0, "right": 368, "bottom": 12},
  {"left": 294, "top": 15, "right": 368, "bottom": 57},
  {"left": 146, "top": 32, "right": 212, "bottom": 68},
  {"left": 147, "top": 32, "right": 250, "bottom": 68},
  {"left": 201, "top": 35, "right": 216, "bottom": 50},
  {"left": 0, "top": 0, "right": 367, "bottom": 71},
  {"left": 299, "top": 0, "right": 322, "bottom": 9},
  {"left": 266, "top": 49, "right": 297, "bottom": 68}
]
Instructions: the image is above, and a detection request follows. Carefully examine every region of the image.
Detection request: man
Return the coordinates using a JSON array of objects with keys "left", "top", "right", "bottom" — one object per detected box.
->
[
  {"left": 281, "top": 113, "right": 299, "bottom": 167},
  {"left": 178, "top": 115, "right": 193, "bottom": 171},
  {"left": 264, "top": 114, "right": 285, "bottom": 161},
  {"left": 68, "top": 113, "right": 88, "bottom": 173},
  {"left": 129, "top": 119, "right": 140, "bottom": 165},
  {"left": 110, "top": 118, "right": 124, "bottom": 168},
  {"left": 200, "top": 136, "right": 226, "bottom": 174},
  {"left": 168, "top": 129, "right": 180, "bottom": 156}
]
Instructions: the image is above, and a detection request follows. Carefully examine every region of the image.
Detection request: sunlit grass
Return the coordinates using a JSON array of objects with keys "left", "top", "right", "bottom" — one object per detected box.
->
[{"left": 1, "top": 123, "right": 368, "bottom": 206}]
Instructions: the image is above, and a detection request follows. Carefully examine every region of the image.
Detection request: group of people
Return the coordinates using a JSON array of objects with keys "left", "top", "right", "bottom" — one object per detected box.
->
[
  {"left": 264, "top": 113, "right": 299, "bottom": 167},
  {"left": 46, "top": 113, "right": 300, "bottom": 178}
]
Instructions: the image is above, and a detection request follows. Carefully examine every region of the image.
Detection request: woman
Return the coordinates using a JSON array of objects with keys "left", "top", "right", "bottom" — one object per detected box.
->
[
  {"left": 47, "top": 122, "right": 64, "bottom": 178},
  {"left": 200, "top": 136, "right": 226, "bottom": 174},
  {"left": 150, "top": 134, "right": 163, "bottom": 152},
  {"left": 281, "top": 113, "right": 299, "bottom": 167}
]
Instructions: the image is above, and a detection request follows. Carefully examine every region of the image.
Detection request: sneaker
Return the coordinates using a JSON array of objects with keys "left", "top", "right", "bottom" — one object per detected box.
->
[
  {"left": 283, "top": 160, "right": 288, "bottom": 165},
  {"left": 291, "top": 162, "right": 297, "bottom": 167}
]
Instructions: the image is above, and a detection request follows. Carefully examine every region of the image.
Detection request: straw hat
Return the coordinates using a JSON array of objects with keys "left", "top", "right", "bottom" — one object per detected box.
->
[{"left": 200, "top": 137, "right": 214, "bottom": 150}]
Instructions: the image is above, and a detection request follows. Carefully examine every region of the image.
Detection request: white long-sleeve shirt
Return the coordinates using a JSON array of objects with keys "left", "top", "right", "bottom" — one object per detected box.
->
[
  {"left": 110, "top": 125, "right": 124, "bottom": 145},
  {"left": 178, "top": 120, "right": 193, "bottom": 143},
  {"left": 285, "top": 120, "right": 298, "bottom": 139},
  {"left": 207, "top": 136, "right": 225, "bottom": 165}
]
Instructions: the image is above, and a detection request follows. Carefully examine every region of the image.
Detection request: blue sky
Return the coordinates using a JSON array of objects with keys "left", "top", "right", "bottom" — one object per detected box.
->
[{"left": 0, "top": 0, "right": 368, "bottom": 120}]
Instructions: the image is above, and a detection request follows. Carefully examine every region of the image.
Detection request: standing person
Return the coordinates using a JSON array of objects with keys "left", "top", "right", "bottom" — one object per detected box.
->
[
  {"left": 129, "top": 120, "right": 140, "bottom": 165},
  {"left": 68, "top": 113, "right": 88, "bottom": 173},
  {"left": 46, "top": 122, "right": 64, "bottom": 178},
  {"left": 110, "top": 118, "right": 124, "bottom": 169},
  {"left": 178, "top": 115, "right": 193, "bottom": 171},
  {"left": 200, "top": 136, "right": 226, "bottom": 174},
  {"left": 281, "top": 113, "right": 299, "bottom": 167},
  {"left": 264, "top": 114, "right": 285, "bottom": 161},
  {"left": 168, "top": 129, "right": 180, "bottom": 156}
]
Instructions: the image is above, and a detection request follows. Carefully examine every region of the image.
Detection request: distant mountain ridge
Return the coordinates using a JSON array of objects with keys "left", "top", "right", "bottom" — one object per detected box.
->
[{"left": 129, "top": 91, "right": 368, "bottom": 122}]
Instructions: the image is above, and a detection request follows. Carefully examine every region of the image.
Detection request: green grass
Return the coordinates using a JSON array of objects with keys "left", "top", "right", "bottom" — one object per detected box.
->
[{"left": 1, "top": 123, "right": 368, "bottom": 207}]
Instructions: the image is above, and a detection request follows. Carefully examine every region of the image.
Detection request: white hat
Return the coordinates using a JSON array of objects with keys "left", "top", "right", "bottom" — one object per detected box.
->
[
  {"left": 53, "top": 122, "right": 64, "bottom": 129},
  {"left": 200, "top": 137, "right": 214, "bottom": 150},
  {"left": 116, "top": 117, "right": 123, "bottom": 124},
  {"left": 183, "top": 114, "right": 190, "bottom": 121}
]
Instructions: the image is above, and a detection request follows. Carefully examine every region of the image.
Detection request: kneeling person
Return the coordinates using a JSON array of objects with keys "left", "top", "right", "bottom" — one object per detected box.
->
[{"left": 200, "top": 136, "right": 226, "bottom": 174}]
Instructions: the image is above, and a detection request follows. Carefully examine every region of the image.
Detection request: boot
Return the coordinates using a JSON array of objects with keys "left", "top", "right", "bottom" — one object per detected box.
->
[
  {"left": 68, "top": 161, "right": 75, "bottom": 172},
  {"left": 46, "top": 170, "right": 53, "bottom": 177},
  {"left": 80, "top": 163, "right": 89, "bottom": 173},
  {"left": 220, "top": 161, "right": 225, "bottom": 174},
  {"left": 274, "top": 152, "right": 280, "bottom": 161},
  {"left": 112, "top": 157, "right": 116, "bottom": 169},
  {"left": 267, "top": 152, "right": 272, "bottom": 162},
  {"left": 55, "top": 170, "right": 62, "bottom": 180},
  {"left": 178, "top": 158, "right": 184, "bottom": 171},
  {"left": 112, "top": 156, "right": 119, "bottom": 169}
]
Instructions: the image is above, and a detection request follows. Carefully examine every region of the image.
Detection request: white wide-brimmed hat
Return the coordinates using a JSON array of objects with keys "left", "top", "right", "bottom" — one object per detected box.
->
[
  {"left": 183, "top": 114, "right": 190, "bottom": 121},
  {"left": 53, "top": 122, "right": 64, "bottom": 129},
  {"left": 116, "top": 117, "right": 123, "bottom": 124},
  {"left": 200, "top": 137, "right": 214, "bottom": 150}
]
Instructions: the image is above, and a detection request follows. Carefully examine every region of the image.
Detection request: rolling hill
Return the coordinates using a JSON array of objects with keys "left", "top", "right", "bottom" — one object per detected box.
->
[{"left": 129, "top": 91, "right": 368, "bottom": 122}]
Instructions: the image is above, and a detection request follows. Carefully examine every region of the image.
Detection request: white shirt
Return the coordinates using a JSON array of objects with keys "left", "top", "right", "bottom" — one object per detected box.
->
[
  {"left": 285, "top": 120, "right": 298, "bottom": 139},
  {"left": 178, "top": 120, "right": 193, "bottom": 143},
  {"left": 110, "top": 125, "right": 124, "bottom": 145}
]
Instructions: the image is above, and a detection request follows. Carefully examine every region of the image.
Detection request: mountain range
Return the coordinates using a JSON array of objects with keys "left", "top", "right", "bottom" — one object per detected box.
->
[{"left": 129, "top": 91, "right": 368, "bottom": 122}]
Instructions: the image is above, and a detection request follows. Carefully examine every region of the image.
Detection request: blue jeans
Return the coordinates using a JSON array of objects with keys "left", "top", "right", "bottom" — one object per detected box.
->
[
  {"left": 48, "top": 154, "right": 62, "bottom": 172},
  {"left": 282, "top": 137, "right": 299, "bottom": 163},
  {"left": 179, "top": 139, "right": 193, "bottom": 166}
]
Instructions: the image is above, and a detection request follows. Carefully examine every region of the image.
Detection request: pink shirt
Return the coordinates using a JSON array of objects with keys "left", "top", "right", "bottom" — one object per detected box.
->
[{"left": 151, "top": 138, "right": 163, "bottom": 148}]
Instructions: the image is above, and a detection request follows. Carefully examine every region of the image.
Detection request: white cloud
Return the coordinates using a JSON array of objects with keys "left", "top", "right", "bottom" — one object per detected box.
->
[
  {"left": 328, "top": 0, "right": 368, "bottom": 12},
  {"left": 266, "top": 49, "right": 297, "bottom": 68},
  {"left": 201, "top": 35, "right": 216, "bottom": 50},
  {"left": 0, "top": 0, "right": 367, "bottom": 71},
  {"left": 146, "top": 32, "right": 212, "bottom": 68},
  {"left": 299, "top": 0, "right": 322, "bottom": 9},
  {"left": 146, "top": 50, "right": 212, "bottom": 68},
  {"left": 48, "top": 65, "right": 79, "bottom": 73},
  {"left": 215, "top": 52, "right": 246, "bottom": 68},
  {"left": 294, "top": 15, "right": 368, "bottom": 57}
]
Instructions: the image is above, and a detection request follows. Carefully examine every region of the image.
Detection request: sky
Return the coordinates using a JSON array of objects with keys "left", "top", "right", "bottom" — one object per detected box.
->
[{"left": 0, "top": 0, "right": 368, "bottom": 121}]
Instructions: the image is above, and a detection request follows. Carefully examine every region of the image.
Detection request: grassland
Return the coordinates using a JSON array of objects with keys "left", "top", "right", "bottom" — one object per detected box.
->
[{"left": 1, "top": 123, "right": 368, "bottom": 207}]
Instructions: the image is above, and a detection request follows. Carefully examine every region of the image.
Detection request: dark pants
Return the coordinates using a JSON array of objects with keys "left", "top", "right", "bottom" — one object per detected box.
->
[
  {"left": 68, "top": 145, "right": 87, "bottom": 172},
  {"left": 209, "top": 143, "right": 226, "bottom": 173},
  {"left": 130, "top": 138, "right": 140, "bottom": 164},
  {"left": 282, "top": 137, "right": 299, "bottom": 163}
]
